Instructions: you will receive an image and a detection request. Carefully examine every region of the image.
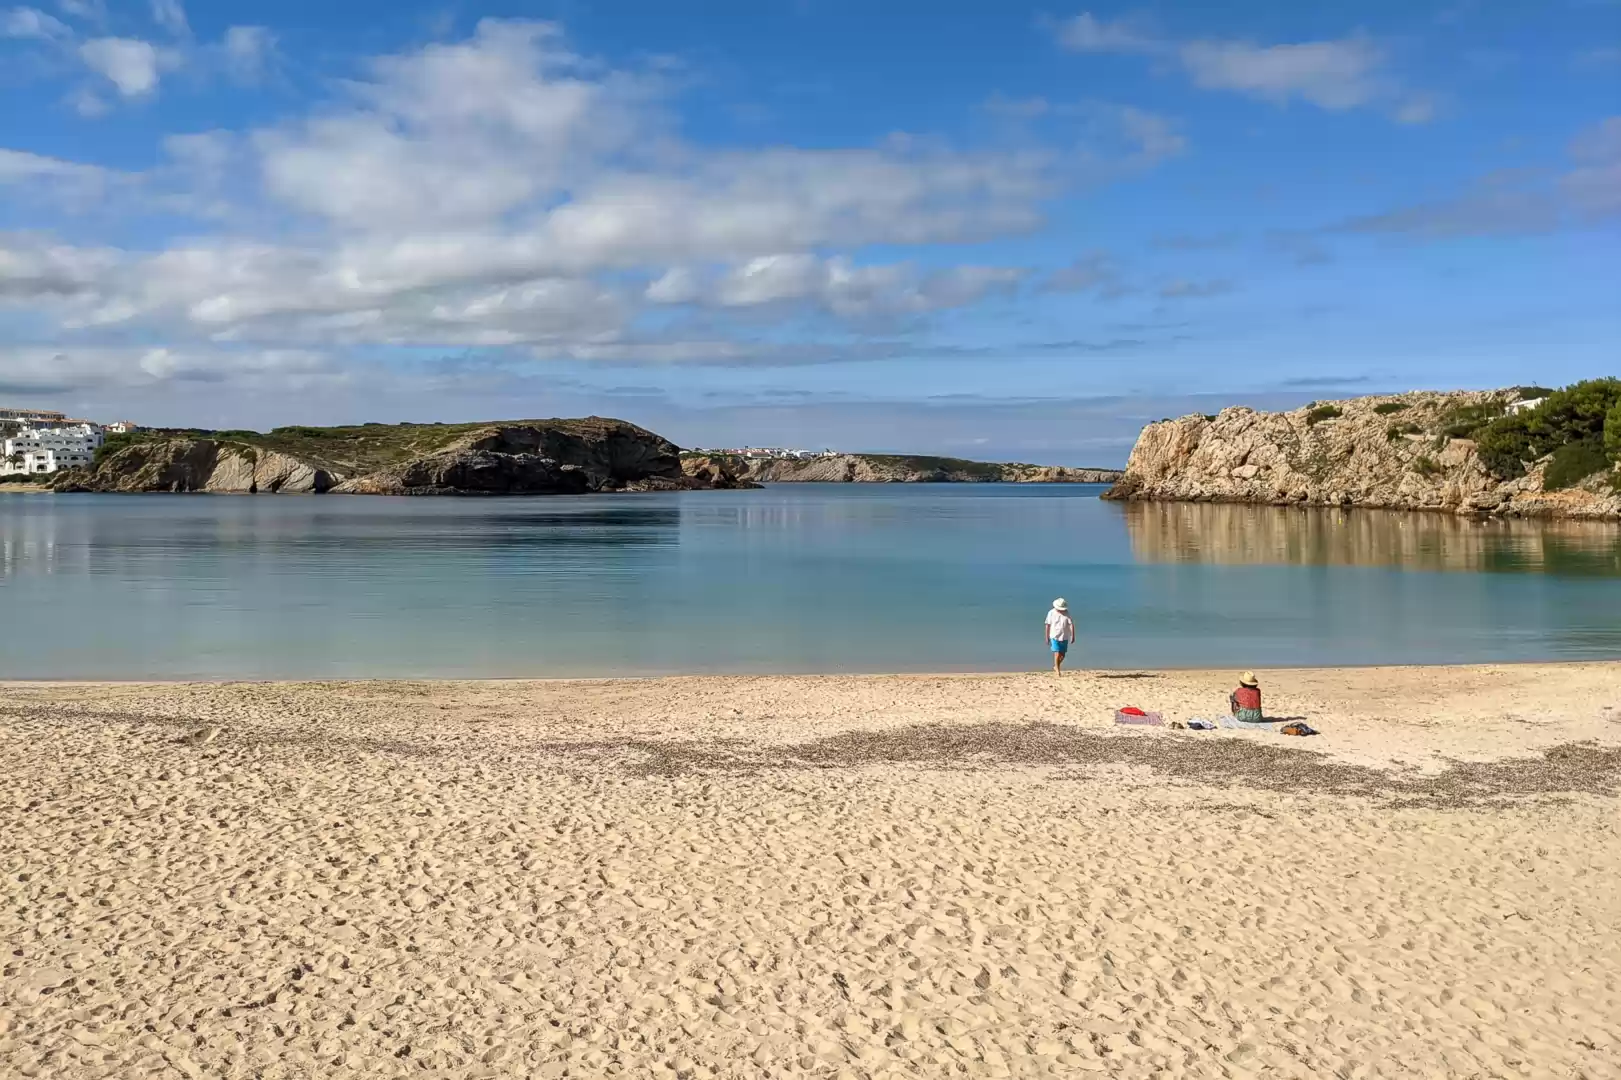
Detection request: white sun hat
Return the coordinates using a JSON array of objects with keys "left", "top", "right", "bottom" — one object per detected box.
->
[{"left": 1053, "top": 598, "right": 1069, "bottom": 611}]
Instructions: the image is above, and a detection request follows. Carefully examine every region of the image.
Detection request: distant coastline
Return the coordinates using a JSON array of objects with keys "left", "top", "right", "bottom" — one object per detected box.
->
[
  {"left": 681, "top": 451, "right": 1123, "bottom": 485},
  {"left": 43, "top": 416, "right": 1121, "bottom": 495}
]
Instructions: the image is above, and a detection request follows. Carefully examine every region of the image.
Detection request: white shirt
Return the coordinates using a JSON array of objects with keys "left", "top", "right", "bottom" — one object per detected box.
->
[{"left": 1045, "top": 608, "right": 1074, "bottom": 642}]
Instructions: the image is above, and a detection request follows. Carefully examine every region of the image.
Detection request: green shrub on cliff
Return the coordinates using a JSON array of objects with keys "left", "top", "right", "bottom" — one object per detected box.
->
[
  {"left": 93, "top": 431, "right": 144, "bottom": 465},
  {"left": 1542, "top": 440, "right": 1609, "bottom": 491},
  {"left": 1386, "top": 422, "right": 1421, "bottom": 442},
  {"left": 1476, "top": 377, "right": 1621, "bottom": 480},
  {"left": 1305, "top": 405, "right": 1342, "bottom": 425},
  {"left": 1474, "top": 420, "right": 1534, "bottom": 478},
  {"left": 1437, "top": 400, "right": 1507, "bottom": 440},
  {"left": 1373, "top": 402, "right": 1409, "bottom": 415}
]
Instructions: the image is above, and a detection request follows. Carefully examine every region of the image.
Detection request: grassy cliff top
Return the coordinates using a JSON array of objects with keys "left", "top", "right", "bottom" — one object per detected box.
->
[{"left": 100, "top": 418, "right": 644, "bottom": 475}]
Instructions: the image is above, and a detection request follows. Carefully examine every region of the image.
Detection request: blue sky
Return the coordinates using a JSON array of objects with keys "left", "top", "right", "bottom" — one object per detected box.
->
[{"left": 1, "top": 0, "right": 1617, "bottom": 464}]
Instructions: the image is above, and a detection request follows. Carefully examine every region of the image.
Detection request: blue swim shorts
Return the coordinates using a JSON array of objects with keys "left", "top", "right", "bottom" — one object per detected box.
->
[{"left": 1050, "top": 638, "right": 1069, "bottom": 655}]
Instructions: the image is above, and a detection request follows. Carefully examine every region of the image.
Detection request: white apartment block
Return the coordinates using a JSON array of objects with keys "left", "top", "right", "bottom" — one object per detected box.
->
[
  {"left": 0, "top": 407, "right": 67, "bottom": 424},
  {"left": 1, "top": 424, "right": 104, "bottom": 476}
]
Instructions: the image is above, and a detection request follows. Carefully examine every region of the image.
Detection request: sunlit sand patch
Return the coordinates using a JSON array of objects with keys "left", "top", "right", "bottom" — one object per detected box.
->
[{"left": 3, "top": 665, "right": 1618, "bottom": 1078}]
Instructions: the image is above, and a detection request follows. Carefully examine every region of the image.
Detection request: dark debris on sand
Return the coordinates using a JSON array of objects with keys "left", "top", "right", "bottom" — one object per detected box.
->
[
  {"left": 7, "top": 700, "right": 1619, "bottom": 809},
  {"left": 545, "top": 722, "right": 1621, "bottom": 808}
]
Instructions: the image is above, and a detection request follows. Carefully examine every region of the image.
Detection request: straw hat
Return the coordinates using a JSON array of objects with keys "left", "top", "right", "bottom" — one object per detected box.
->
[
  {"left": 1239, "top": 671, "right": 1259, "bottom": 687},
  {"left": 1052, "top": 598, "right": 1069, "bottom": 611}
]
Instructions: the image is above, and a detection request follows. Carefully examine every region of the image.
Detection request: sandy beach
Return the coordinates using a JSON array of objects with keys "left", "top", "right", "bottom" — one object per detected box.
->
[{"left": 3, "top": 663, "right": 1619, "bottom": 1079}]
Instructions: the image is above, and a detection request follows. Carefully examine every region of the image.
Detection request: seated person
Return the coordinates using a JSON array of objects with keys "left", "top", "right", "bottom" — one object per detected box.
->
[{"left": 1229, "top": 671, "right": 1264, "bottom": 723}]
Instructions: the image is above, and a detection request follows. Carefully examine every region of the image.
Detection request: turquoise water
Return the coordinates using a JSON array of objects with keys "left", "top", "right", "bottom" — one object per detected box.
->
[{"left": 3, "top": 485, "right": 1620, "bottom": 679}]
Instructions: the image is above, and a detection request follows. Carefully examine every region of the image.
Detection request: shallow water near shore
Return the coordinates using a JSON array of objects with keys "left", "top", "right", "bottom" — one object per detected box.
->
[{"left": 2, "top": 484, "right": 1620, "bottom": 679}]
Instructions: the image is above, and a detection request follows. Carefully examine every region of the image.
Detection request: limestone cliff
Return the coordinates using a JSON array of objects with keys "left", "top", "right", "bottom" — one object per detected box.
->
[
  {"left": 1103, "top": 390, "right": 1621, "bottom": 520},
  {"left": 677, "top": 456, "right": 762, "bottom": 490},
  {"left": 51, "top": 441, "right": 337, "bottom": 494},
  {"left": 684, "top": 453, "right": 1122, "bottom": 484},
  {"left": 331, "top": 420, "right": 705, "bottom": 495},
  {"left": 54, "top": 418, "right": 747, "bottom": 496}
]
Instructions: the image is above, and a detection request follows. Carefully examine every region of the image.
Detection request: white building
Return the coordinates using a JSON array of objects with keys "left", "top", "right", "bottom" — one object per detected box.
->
[
  {"left": 1, "top": 424, "right": 104, "bottom": 476},
  {"left": 0, "top": 407, "right": 67, "bottom": 424},
  {"left": 105, "top": 421, "right": 141, "bottom": 434}
]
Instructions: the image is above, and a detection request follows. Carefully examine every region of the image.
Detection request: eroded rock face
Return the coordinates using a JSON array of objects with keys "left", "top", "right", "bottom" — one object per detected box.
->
[
  {"left": 254, "top": 452, "right": 331, "bottom": 493},
  {"left": 678, "top": 456, "right": 762, "bottom": 490},
  {"left": 1103, "top": 391, "right": 1621, "bottom": 520},
  {"left": 331, "top": 421, "right": 694, "bottom": 495},
  {"left": 53, "top": 441, "right": 339, "bottom": 494}
]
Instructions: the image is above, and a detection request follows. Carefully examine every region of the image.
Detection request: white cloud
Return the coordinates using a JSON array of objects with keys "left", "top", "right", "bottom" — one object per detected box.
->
[
  {"left": 79, "top": 36, "right": 161, "bottom": 96},
  {"left": 252, "top": 20, "right": 646, "bottom": 230},
  {"left": 0, "top": 18, "right": 1182, "bottom": 387},
  {"left": 0, "top": 147, "right": 100, "bottom": 183},
  {"left": 1570, "top": 116, "right": 1621, "bottom": 163},
  {"left": 1393, "top": 95, "right": 1437, "bottom": 125},
  {"left": 71, "top": 87, "right": 108, "bottom": 117},
  {"left": 1051, "top": 12, "right": 1421, "bottom": 119},
  {"left": 1335, "top": 119, "right": 1621, "bottom": 238},
  {"left": 1107, "top": 104, "right": 1187, "bottom": 159},
  {"left": 0, "top": 345, "right": 344, "bottom": 394},
  {"left": 0, "top": 149, "right": 113, "bottom": 207},
  {"left": 8, "top": 7, "right": 265, "bottom": 109},
  {"left": 702, "top": 255, "right": 1023, "bottom": 316},
  {"left": 0, "top": 233, "right": 119, "bottom": 298},
  {"left": 220, "top": 25, "right": 274, "bottom": 80},
  {"left": 1042, "top": 250, "right": 1131, "bottom": 296},
  {"left": 54, "top": 0, "right": 103, "bottom": 20},
  {"left": 1177, "top": 37, "right": 1388, "bottom": 110},
  {"left": 149, "top": 0, "right": 185, "bottom": 36},
  {"left": 1563, "top": 116, "right": 1621, "bottom": 218},
  {"left": 644, "top": 266, "right": 703, "bottom": 304},
  {"left": 3, "top": 5, "right": 70, "bottom": 38},
  {"left": 1052, "top": 12, "right": 1158, "bottom": 54}
]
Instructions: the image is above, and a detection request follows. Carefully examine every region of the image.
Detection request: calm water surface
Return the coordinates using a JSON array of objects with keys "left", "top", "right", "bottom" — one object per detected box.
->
[{"left": 3, "top": 485, "right": 1620, "bottom": 678}]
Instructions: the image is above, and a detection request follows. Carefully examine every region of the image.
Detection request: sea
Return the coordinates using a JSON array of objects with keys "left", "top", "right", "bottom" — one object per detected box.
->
[{"left": 3, "top": 484, "right": 1620, "bottom": 680}]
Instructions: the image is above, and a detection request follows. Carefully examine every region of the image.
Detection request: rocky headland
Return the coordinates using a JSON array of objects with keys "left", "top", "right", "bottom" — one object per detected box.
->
[
  {"left": 682, "top": 453, "right": 1122, "bottom": 485},
  {"left": 1103, "top": 385, "right": 1621, "bottom": 520},
  {"left": 53, "top": 418, "right": 758, "bottom": 496}
]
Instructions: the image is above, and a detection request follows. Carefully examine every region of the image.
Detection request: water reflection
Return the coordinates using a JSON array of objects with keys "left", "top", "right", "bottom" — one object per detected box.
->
[
  {"left": 1119, "top": 502, "right": 1621, "bottom": 576},
  {"left": 2, "top": 489, "right": 1619, "bottom": 678}
]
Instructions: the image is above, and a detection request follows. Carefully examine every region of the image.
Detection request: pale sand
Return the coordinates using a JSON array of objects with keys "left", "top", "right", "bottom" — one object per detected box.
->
[{"left": 3, "top": 664, "right": 1619, "bottom": 1079}]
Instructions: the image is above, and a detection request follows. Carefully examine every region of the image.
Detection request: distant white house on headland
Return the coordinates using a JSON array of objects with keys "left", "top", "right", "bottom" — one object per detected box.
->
[
  {"left": 688, "top": 446, "right": 837, "bottom": 460},
  {"left": 1, "top": 422, "right": 106, "bottom": 477}
]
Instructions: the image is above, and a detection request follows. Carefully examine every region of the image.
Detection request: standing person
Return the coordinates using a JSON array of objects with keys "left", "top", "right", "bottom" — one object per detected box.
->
[{"left": 1044, "top": 598, "right": 1075, "bottom": 674}]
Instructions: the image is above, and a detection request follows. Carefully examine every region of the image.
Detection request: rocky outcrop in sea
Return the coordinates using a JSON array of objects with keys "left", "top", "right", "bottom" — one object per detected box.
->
[{"left": 1103, "top": 390, "right": 1621, "bottom": 520}]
